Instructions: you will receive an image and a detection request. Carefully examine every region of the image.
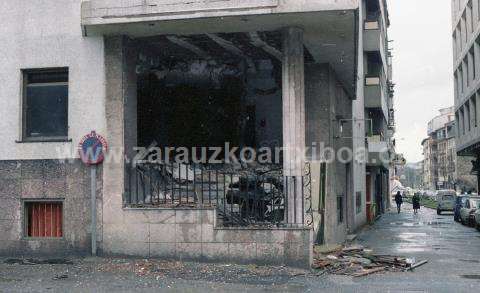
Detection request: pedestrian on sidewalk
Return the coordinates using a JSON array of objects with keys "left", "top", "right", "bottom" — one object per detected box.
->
[
  {"left": 412, "top": 193, "right": 421, "bottom": 215},
  {"left": 395, "top": 191, "right": 403, "bottom": 214}
]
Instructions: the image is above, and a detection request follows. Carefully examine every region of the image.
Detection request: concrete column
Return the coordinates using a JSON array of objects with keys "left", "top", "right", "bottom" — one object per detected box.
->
[
  {"left": 282, "top": 27, "right": 306, "bottom": 225},
  {"left": 103, "top": 36, "right": 137, "bottom": 231}
]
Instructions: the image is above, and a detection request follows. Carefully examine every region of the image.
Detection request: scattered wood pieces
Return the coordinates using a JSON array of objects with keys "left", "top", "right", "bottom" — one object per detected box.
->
[
  {"left": 353, "top": 267, "right": 385, "bottom": 277},
  {"left": 407, "top": 260, "right": 428, "bottom": 271},
  {"left": 313, "top": 245, "right": 428, "bottom": 277}
]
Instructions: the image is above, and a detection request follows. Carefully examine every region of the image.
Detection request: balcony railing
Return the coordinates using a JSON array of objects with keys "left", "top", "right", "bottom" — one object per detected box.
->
[{"left": 124, "top": 162, "right": 309, "bottom": 227}]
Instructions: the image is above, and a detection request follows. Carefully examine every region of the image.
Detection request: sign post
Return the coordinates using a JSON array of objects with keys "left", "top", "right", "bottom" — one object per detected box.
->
[
  {"left": 79, "top": 131, "right": 108, "bottom": 256},
  {"left": 90, "top": 165, "right": 97, "bottom": 255}
]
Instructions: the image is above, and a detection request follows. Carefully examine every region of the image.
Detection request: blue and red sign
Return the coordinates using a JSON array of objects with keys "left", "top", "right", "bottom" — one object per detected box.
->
[{"left": 78, "top": 131, "right": 108, "bottom": 165}]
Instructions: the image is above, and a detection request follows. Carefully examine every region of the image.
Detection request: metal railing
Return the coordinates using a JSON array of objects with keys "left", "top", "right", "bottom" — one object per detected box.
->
[{"left": 124, "top": 162, "right": 307, "bottom": 227}]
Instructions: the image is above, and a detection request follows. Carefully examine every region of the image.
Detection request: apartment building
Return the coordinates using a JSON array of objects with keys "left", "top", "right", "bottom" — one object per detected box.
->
[
  {"left": 422, "top": 107, "right": 476, "bottom": 191},
  {"left": 421, "top": 107, "right": 456, "bottom": 190},
  {"left": 363, "top": 0, "right": 395, "bottom": 220},
  {"left": 452, "top": 0, "right": 480, "bottom": 191},
  {"left": 0, "top": 0, "right": 393, "bottom": 268}
]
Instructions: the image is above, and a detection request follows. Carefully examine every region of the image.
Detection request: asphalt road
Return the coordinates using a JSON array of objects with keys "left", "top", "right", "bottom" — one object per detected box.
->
[
  {"left": 1, "top": 203, "right": 479, "bottom": 292},
  {"left": 322, "top": 203, "right": 480, "bottom": 292}
]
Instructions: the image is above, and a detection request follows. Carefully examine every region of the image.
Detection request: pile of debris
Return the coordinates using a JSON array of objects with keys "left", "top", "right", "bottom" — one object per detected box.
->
[{"left": 313, "top": 245, "right": 428, "bottom": 277}]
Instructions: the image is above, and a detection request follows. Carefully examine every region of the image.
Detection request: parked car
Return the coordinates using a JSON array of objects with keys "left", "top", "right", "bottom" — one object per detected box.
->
[
  {"left": 436, "top": 190, "right": 456, "bottom": 215},
  {"left": 475, "top": 209, "right": 480, "bottom": 231},
  {"left": 459, "top": 197, "right": 480, "bottom": 226},
  {"left": 454, "top": 195, "right": 469, "bottom": 222}
]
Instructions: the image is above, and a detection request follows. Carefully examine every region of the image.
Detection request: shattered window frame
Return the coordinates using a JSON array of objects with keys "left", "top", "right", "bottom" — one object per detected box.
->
[
  {"left": 356, "top": 192, "right": 362, "bottom": 214},
  {"left": 337, "top": 194, "right": 344, "bottom": 223}
]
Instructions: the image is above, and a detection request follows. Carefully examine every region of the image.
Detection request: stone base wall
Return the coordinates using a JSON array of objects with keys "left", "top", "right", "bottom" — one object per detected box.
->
[
  {"left": 102, "top": 208, "right": 313, "bottom": 268},
  {"left": 0, "top": 159, "right": 102, "bottom": 256}
]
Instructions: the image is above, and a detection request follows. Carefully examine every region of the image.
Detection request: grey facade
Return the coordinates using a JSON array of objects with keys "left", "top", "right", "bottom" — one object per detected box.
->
[
  {"left": 0, "top": 160, "right": 102, "bottom": 256},
  {"left": 451, "top": 0, "right": 480, "bottom": 190},
  {"left": 0, "top": 0, "right": 394, "bottom": 268},
  {"left": 363, "top": 0, "right": 395, "bottom": 220}
]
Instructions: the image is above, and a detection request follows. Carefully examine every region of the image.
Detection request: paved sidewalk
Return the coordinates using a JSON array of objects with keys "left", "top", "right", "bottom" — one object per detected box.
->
[{"left": 1, "top": 204, "right": 480, "bottom": 292}]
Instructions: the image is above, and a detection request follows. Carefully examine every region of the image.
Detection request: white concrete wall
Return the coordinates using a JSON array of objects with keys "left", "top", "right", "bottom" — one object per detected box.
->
[
  {"left": 82, "top": 0, "right": 359, "bottom": 26},
  {"left": 351, "top": 1, "right": 368, "bottom": 231},
  {"left": 0, "top": 0, "right": 105, "bottom": 160}
]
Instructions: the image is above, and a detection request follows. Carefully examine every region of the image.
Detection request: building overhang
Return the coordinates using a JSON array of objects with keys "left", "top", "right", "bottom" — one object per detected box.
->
[
  {"left": 457, "top": 137, "right": 480, "bottom": 157},
  {"left": 81, "top": 0, "right": 359, "bottom": 97}
]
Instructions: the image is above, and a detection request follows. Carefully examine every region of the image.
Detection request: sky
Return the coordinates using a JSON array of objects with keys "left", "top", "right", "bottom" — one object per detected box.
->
[{"left": 387, "top": 0, "right": 454, "bottom": 163}]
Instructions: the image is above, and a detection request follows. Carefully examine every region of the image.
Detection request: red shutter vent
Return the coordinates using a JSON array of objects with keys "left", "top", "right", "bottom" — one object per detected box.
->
[{"left": 26, "top": 202, "right": 63, "bottom": 238}]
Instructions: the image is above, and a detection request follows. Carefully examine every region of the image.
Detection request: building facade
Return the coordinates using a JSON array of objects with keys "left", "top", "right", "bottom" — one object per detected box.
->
[
  {"left": 422, "top": 107, "right": 456, "bottom": 190},
  {"left": 422, "top": 107, "right": 476, "bottom": 191},
  {"left": 0, "top": 0, "right": 394, "bottom": 267},
  {"left": 363, "top": 0, "right": 395, "bottom": 220},
  {"left": 452, "top": 0, "right": 480, "bottom": 191}
]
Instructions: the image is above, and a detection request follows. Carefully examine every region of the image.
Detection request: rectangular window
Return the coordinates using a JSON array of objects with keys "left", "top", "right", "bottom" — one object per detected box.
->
[
  {"left": 464, "top": 57, "right": 470, "bottom": 87},
  {"left": 459, "top": 66, "right": 464, "bottom": 93},
  {"left": 337, "top": 194, "right": 344, "bottom": 223},
  {"left": 25, "top": 202, "right": 63, "bottom": 238},
  {"left": 471, "top": 47, "right": 476, "bottom": 80},
  {"left": 454, "top": 72, "right": 459, "bottom": 99},
  {"left": 356, "top": 192, "right": 362, "bottom": 214},
  {"left": 466, "top": 101, "right": 471, "bottom": 131},
  {"left": 456, "top": 111, "right": 460, "bottom": 136},
  {"left": 472, "top": 95, "right": 478, "bottom": 127},
  {"left": 22, "top": 68, "right": 69, "bottom": 141},
  {"left": 453, "top": 32, "right": 458, "bottom": 59},
  {"left": 468, "top": 1, "right": 474, "bottom": 35}
]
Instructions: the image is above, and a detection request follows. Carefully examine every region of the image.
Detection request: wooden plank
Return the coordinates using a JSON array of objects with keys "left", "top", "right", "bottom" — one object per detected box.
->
[
  {"left": 408, "top": 260, "right": 428, "bottom": 271},
  {"left": 206, "top": 33, "right": 256, "bottom": 72},
  {"left": 249, "top": 32, "right": 282, "bottom": 61},
  {"left": 353, "top": 267, "right": 385, "bottom": 277},
  {"left": 166, "top": 36, "right": 210, "bottom": 59}
]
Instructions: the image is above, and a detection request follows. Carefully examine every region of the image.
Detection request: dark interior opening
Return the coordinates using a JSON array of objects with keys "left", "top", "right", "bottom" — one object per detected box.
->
[{"left": 138, "top": 72, "right": 245, "bottom": 149}]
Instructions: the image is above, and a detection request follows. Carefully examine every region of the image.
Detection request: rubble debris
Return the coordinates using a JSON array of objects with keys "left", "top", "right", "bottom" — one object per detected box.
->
[
  {"left": 407, "top": 260, "right": 428, "bottom": 270},
  {"left": 52, "top": 274, "right": 69, "bottom": 280},
  {"left": 4, "top": 258, "right": 73, "bottom": 265},
  {"left": 313, "top": 245, "right": 428, "bottom": 277}
]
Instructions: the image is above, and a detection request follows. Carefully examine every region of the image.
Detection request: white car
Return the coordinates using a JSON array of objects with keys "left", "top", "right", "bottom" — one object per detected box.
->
[
  {"left": 459, "top": 197, "right": 480, "bottom": 226},
  {"left": 436, "top": 190, "right": 456, "bottom": 215}
]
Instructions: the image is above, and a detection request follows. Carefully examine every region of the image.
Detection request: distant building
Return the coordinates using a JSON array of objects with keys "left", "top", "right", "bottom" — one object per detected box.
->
[{"left": 422, "top": 107, "right": 476, "bottom": 191}]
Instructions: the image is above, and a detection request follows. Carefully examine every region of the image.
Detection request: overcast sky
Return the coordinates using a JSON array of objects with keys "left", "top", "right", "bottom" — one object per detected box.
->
[{"left": 387, "top": 0, "right": 454, "bottom": 163}]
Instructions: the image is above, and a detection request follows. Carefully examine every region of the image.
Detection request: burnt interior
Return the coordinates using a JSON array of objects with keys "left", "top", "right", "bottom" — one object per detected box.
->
[{"left": 135, "top": 31, "right": 307, "bottom": 159}]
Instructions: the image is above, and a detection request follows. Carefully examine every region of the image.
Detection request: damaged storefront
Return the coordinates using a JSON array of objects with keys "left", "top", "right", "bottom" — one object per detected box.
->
[{"left": 0, "top": 0, "right": 369, "bottom": 269}]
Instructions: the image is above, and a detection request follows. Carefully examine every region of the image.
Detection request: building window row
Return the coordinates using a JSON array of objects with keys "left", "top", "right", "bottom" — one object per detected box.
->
[
  {"left": 456, "top": 92, "right": 480, "bottom": 138},
  {"left": 453, "top": 0, "right": 480, "bottom": 60},
  {"left": 454, "top": 36, "right": 480, "bottom": 100}
]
